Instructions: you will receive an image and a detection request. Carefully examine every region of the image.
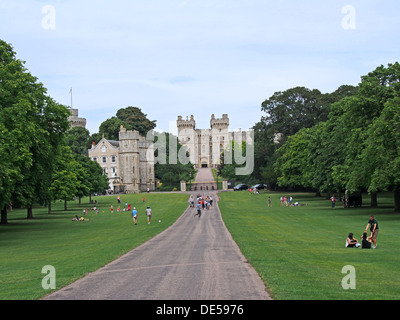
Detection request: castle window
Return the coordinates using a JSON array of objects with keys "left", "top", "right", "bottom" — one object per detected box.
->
[
  {"left": 102, "top": 156, "right": 107, "bottom": 163},
  {"left": 111, "top": 156, "right": 116, "bottom": 163},
  {"left": 102, "top": 146, "right": 106, "bottom": 152},
  {"left": 92, "top": 157, "right": 98, "bottom": 162}
]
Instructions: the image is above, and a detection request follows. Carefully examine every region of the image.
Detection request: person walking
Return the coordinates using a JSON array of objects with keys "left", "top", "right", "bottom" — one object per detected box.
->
[
  {"left": 132, "top": 207, "right": 138, "bottom": 225},
  {"left": 268, "top": 196, "right": 272, "bottom": 207},
  {"left": 194, "top": 201, "right": 202, "bottom": 218},
  {"left": 331, "top": 195, "right": 336, "bottom": 209},
  {"left": 146, "top": 206, "right": 152, "bottom": 225},
  {"left": 365, "top": 215, "right": 379, "bottom": 248}
]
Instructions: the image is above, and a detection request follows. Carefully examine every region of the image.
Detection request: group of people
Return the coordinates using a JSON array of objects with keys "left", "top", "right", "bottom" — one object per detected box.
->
[
  {"left": 73, "top": 196, "right": 153, "bottom": 226},
  {"left": 191, "top": 194, "right": 213, "bottom": 218},
  {"left": 346, "top": 215, "right": 379, "bottom": 249}
]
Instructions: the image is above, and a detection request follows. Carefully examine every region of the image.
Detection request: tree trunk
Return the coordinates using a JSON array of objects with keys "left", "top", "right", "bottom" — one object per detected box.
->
[
  {"left": 1, "top": 206, "right": 8, "bottom": 225},
  {"left": 394, "top": 188, "right": 400, "bottom": 213},
  {"left": 64, "top": 200, "right": 68, "bottom": 211},
  {"left": 27, "top": 204, "right": 33, "bottom": 219},
  {"left": 48, "top": 202, "right": 52, "bottom": 214},
  {"left": 79, "top": 197, "right": 82, "bottom": 206},
  {"left": 370, "top": 192, "right": 378, "bottom": 208}
]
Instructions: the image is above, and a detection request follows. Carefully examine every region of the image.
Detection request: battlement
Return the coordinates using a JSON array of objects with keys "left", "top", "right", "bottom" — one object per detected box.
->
[
  {"left": 210, "top": 114, "right": 229, "bottom": 128},
  {"left": 68, "top": 108, "right": 86, "bottom": 129},
  {"left": 177, "top": 115, "right": 196, "bottom": 129},
  {"left": 119, "top": 125, "right": 140, "bottom": 141}
]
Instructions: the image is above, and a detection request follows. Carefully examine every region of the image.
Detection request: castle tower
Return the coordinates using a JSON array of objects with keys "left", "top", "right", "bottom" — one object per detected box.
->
[
  {"left": 118, "top": 126, "right": 141, "bottom": 193},
  {"left": 210, "top": 114, "right": 230, "bottom": 168},
  {"left": 177, "top": 115, "right": 198, "bottom": 166},
  {"left": 68, "top": 108, "right": 87, "bottom": 129}
]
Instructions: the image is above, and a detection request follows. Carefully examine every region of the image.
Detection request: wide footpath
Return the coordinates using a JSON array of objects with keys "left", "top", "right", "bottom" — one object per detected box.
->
[{"left": 44, "top": 169, "right": 270, "bottom": 300}]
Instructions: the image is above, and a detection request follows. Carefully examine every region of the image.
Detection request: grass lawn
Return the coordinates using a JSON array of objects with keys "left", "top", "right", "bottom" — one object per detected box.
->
[
  {"left": 0, "top": 193, "right": 189, "bottom": 300},
  {"left": 219, "top": 191, "right": 400, "bottom": 300}
]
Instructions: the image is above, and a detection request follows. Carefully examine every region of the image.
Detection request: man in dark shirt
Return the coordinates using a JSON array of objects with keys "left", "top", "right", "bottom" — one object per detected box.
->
[{"left": 365, "top": 215, "right": 379, "bottom": 249}]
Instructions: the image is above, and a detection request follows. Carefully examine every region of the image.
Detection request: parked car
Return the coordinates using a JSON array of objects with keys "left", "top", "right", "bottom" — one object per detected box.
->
[
  {"left": 251, "top": 184, "right": 267, "bottom": 190},
  {"left": 233, "top": 184, "right": 249, "bottom": 191}
]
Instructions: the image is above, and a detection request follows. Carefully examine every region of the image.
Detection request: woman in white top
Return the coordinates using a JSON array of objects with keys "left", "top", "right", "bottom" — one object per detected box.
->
[{"left": 346, "top": 233, "right": 359, "bottom": 248}]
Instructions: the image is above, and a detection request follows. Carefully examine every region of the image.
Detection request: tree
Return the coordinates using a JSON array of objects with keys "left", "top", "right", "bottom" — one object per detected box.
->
[
  {"left": 66, "top": 126, "right": 91, "bottom": 156},
  {"left": 260, "top": 87, "right": 330, "bottom": 140},
  {"left": 91, "top": 107, "right": 158, "bottom": 145},
  {"left": 49, "top": 146, "right": 79, "bottom": 211},
  {"left": 273, "top": 62, "right": 400, "bottom": 211},
  {"left": 274, "top": 127, "right": 314, "bottom": 190},
  {"left": 98, "top": 117, "right": 123, "bottom": 141},
  {"left": 0, "top": 39, "right": 70, "bottom": 222},
  {"left": 116, "top": 106, "right": 157, "bottom": 136},
  {"left": 154, "top": 132, "right": 195, "bottom": 186},
  {"left": 219, "top": 140, "right": 252, "bottom": 182},
  {"left": 76, "top": 154, "right": 109, "bottom": 204},
  {"left": 333, "top": 63, "right": 400, "bottom": 207},
  {"left": 362, "top": 97, "right": 400, "bottom": 212},
  {"left": 254, "top": 85, "right": 358, "bottom": 190}
]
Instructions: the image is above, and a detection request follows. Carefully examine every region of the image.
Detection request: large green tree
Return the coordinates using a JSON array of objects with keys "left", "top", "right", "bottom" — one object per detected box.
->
[
  {"left": 274, "top": 62, "right": 400, "bottom": 211},
  {"left": 362, "top": 97, "right": 400, "bottom": 212},
  {"left": 253, "top": 85, "right": 357, "bottom": 189},
  {"left": 0, "top": 39, "right": 70, "bottom": 223},
  {"left": 94, "top": 106, "right": 157, "bottom": 142}
]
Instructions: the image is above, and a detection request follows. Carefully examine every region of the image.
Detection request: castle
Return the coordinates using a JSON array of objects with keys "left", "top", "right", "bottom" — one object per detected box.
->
[
  {"left": 88, "top": 126, "right": 155, "bottom": 194},
  {"left": 68, "top": 108, "right": 87, "bottom": 129},
  {"left": 177, "top": 114, "right": 248, "bottom": 169}
]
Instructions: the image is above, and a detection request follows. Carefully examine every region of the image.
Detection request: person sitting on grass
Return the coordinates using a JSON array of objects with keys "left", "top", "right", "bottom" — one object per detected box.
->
[
  {"left": 72, "top": 215, "right": 88, "bottom": 222},
  {"left": 361, "top": 232, "right": 372, "bottom": 249},
  {"left": 346, "top": 233, "right": 360, "bottom": 248}
]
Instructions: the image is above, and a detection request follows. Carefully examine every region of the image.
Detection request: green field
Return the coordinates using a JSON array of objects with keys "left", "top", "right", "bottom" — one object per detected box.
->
[
  {"left": 2, "top": 191, "right": 400, "bottom": 300},
  {"left": 0, "top": 193, "right": 189, "bottom": 300},
  {"left": 219, "top": 191, "right": 400, "bottom": 300}
]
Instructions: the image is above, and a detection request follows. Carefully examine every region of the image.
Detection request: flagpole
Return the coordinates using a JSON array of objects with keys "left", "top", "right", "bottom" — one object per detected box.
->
[{"left": 70, "top": 87, "right": 73, "bottom": 108}]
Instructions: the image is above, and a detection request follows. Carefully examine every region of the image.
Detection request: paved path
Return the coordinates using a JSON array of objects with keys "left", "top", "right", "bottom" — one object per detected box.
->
[
  {"left": 43, "top": 191, "right": 270, "bottom": 300},
  {"left": 194, "top": 168, "right": 215, "bottom": 183}
]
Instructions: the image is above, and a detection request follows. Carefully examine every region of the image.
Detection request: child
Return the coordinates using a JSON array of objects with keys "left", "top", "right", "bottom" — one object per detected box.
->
[{"left": 132, "top": 207, "right": 138, "bottom": 225}]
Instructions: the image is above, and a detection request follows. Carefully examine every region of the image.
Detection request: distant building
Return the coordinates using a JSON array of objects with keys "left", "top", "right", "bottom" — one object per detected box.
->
[
  {"left": 68, "top": 108, "right": 87, "bottom": 129},
  {"left": 88, "top": 126, "right": 155, "bottom": 193},
  {"left": 177, "top": 114, "right": 249, "bottom": 169}
]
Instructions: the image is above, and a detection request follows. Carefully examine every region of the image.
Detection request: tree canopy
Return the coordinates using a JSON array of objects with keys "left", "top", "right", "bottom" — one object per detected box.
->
[{"left": 272, "top": 62, "right": 400, "bottom": 211}]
